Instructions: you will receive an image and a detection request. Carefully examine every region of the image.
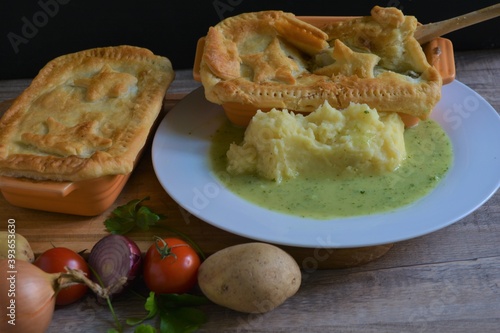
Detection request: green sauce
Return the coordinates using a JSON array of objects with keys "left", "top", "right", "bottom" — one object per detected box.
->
[{"left": 210, "top": 120, "right": 452, "bottom": 219}]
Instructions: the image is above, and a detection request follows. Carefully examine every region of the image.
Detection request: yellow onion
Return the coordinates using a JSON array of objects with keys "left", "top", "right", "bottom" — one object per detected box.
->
[
  {"left": 0, "top": 259, "right": 116, "bottom": 333},
  {"left": 0, "top": 259, "right": 58, "bottom": 333}
]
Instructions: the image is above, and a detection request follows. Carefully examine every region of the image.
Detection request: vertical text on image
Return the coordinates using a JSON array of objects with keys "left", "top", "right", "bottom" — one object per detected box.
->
[
  {"left": 5, "top": 219, "right": 17, "bottom": 326},
  {"left": 7, "top": 219, "right": 17, "bottom": 269}
]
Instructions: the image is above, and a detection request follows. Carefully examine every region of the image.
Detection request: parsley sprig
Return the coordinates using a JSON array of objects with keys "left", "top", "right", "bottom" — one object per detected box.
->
[
  {"left": 105, "top": 197, "right": 165, "bottom": 235},
  {"left": 124, "top": 292, "right": 209, "bottom": 333}
]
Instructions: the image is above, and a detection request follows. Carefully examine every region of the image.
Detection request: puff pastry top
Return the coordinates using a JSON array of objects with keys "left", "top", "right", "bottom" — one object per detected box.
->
[
  {"left": 200, "top": 7, "right": 442, "bottom": 119},
  {"left": 0, "top": 46, "right": 174, "bottom": 181}
]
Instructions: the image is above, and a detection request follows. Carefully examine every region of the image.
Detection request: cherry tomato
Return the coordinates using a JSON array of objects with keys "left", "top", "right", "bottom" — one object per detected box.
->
[
  {"left": 33, "top": 247, "right": 90, "bottom": 305},
  {"left": 143, "top": 237, "right": 201, "bottom": 294}
]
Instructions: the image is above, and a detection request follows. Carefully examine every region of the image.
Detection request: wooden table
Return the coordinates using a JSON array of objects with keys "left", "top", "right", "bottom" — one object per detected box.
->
[{"left": 1, "top": 49, "right": 499, "bottom": 332}]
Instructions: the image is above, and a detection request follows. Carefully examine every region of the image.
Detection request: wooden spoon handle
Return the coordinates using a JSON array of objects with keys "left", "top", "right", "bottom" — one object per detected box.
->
[{"left": 415, "top": 3, "right": 500, "bottom": 44}]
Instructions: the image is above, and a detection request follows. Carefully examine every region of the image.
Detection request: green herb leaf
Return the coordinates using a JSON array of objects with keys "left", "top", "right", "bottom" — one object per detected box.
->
[
  {"left": 136, "top": 206, "right": 162, "bottom": 231},
  {"left": 160, "top": 308, "right": 207, "bottom": 333},
  {"left": 104, "top": 197, "right": 164, "bottom": 235},
  {"left": 128, "top": 293, "right": 208, "bottom": 333},
  {"left": 157, "top": 294, "right": 209, "bottom": 333},
  {"left": 134, "top": 324, "right": 157, "bottom": 333},
  {"left": 156, "top": 293, "right": 209, "bottom": 309},
  {"left": 113, "top": 198, "right": 145, "bottom": 218},
  {"left": 104, "top": 216, "right": 135, "bottom": 235},
  {"left": 126, "top": 292, "right": 158, "bottom": 326}
]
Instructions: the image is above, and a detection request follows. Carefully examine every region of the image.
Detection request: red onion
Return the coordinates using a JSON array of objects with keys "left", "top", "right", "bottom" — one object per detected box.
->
[{"left": 88, "top": 234, "right": 142, "bottom": 294}]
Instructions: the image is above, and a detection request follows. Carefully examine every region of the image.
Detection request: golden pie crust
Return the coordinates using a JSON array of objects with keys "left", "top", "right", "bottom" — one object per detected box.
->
[
  {"left": 0, "top": 46, "right": 174, "bottom": 181},
  {"left": 200, "top": 7, "right": 442, "bottom": 120}
]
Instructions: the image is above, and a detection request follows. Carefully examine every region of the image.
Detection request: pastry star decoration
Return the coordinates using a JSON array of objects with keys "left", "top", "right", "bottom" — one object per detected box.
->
[
  {"left": 21, "top": 117, "right": 112, "bottom": 157},
  {"left": 240, "top": 37, "right": 301, "bottom": 84},
  {"left": 320, "top": 39, "right": 381, "bottom": 79},
  {"left": 74, "top": 64, "right": 138, "bottom": 101}
]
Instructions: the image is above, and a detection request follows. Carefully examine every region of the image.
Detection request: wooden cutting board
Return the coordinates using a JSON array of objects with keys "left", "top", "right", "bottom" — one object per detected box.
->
[{"left": 0, "top": 97, "right": 393, "bottom": 269}]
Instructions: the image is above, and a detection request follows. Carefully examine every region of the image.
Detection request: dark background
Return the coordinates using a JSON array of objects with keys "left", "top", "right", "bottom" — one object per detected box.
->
[{"left": 1, "top": 0, "right": 499, "bottom": 79}]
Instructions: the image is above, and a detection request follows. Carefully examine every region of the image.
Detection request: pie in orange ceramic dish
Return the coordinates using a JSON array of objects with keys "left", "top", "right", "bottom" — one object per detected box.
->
[
  {"left": 199, "top": 6, "right": 442, "bottom": 125},
  {"left": 0, "top": 45, "right": 174, "bottom": 181}
]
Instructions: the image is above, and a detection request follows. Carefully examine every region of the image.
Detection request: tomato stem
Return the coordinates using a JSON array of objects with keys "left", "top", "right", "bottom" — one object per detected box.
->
[
  {"left": 153, "top": 235, "right": 190, "bottom": 260},
  {"left": 154, "top": 226, "right": 207, "bottom": 260}
]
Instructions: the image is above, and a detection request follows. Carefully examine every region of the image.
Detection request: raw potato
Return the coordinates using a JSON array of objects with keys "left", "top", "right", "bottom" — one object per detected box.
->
[
  {"left": 0, "top": 231, "right": 35, "bottom": 262},
  {"left": 198, "top": 242, "right": 301, "bottom": 313}
]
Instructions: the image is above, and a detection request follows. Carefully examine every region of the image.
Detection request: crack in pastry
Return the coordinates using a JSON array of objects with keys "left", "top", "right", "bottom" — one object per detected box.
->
[
  {"left": 0, "top": 46, "right": 174, "bottom": 181},
  {"left": 200, "top": 7, "right": 442, "bottom": 124}
]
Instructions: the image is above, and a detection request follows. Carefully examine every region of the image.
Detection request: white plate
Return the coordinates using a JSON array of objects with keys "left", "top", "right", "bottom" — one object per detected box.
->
[{"left": 152, "top": 81, "right": 500, "bottom": 248}]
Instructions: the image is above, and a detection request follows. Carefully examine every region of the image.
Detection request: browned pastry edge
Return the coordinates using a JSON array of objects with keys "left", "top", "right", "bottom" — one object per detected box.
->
[
  {"left": 0, "top": 45, "right": 175, "bottom": 181},
  {"left": 200, "top": 8, "right": 442, "bottom": 119}
]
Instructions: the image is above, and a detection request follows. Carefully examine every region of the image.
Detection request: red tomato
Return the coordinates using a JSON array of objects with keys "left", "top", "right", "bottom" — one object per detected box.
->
[
  {"left": 143, "top": 237, "right": 201, "bottom": 294},
  {"left": 33, "top": 247, "right": 90, "bottom": 305}
]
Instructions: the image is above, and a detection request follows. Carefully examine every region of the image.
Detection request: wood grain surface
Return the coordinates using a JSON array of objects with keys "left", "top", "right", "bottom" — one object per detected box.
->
[{"left": 0, "top": 48, "right": 499, "bottom": 332}]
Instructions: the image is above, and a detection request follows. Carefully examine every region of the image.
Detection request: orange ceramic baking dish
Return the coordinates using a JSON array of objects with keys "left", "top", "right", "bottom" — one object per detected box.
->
[
  {"left": 0, "top": 128, "right": 149, "bottom": 216},
  {"left": 193, "top": 16, "right": 456, "bottom": 127},
  {"left": 0, "top": 173, "right": 131, "bottom": 216},
  {"left": 0, "top": 46, "right": 172, "bottom": 216}
]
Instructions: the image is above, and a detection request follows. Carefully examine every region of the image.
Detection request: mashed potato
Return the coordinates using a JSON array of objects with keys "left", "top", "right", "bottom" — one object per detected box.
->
[{"left": 226, "top": 102, "right": 406, "bottom": 182}]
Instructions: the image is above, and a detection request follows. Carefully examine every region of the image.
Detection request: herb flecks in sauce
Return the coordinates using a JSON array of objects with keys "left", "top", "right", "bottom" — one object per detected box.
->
[{"left": 210, "top": 119, "right": 452, "bottom": 219}]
